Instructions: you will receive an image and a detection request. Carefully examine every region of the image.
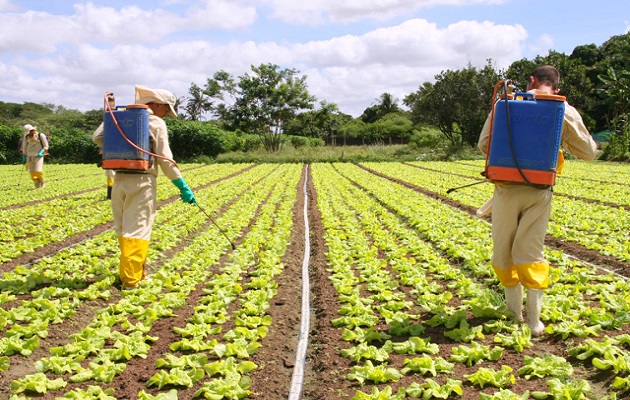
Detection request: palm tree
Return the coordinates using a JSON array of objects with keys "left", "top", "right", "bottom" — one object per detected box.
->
[
  {"left": 376, "top": 92, "right": 400, "bottom": 116},
  {"left": 185, "top": 83, "right": 212, "bottom": 121}
]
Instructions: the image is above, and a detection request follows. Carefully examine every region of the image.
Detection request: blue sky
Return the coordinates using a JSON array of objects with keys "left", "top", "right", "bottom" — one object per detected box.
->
[{"left": 1, "top": 0, "right": 628, "bottom": 117}]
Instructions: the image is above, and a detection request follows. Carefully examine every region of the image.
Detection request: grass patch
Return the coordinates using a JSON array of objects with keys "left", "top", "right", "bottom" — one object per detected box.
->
[{"left": 211, "top": 144, "right": 484, "bottom": 164}]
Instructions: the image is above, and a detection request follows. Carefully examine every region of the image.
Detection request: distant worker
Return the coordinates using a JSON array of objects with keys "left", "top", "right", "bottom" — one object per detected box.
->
[
  {"left": 477, "top": 65, "right": 597, "bottom": 337},
  {"left": 22, "top": 124, "right": 48, "bottom": 189},
  {"left": 93, "top": 86, "right": 196, "bottom": 290}
]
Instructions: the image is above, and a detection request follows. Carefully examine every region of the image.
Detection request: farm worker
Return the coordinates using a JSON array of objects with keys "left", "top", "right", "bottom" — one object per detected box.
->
[
  {"left": 22, "top": 124, "right": 48, "bottom": 189},
  {"left": 477, "top": 65, "right": 597, "bottom": 337},
  {"left": 92, "top": 85, "right": 196, "bottom": 290}
]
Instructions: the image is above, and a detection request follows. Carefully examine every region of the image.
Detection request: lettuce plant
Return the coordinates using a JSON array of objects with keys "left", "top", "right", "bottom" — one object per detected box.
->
[{"left": 464, "top": 365, "right": 515, "bottom": 389}]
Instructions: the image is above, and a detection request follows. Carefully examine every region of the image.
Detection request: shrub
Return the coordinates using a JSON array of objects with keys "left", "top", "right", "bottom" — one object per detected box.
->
[
  {"left": 0, "top": 125, "right": 23, "bottom": 164},
  {"left": 167, "top": 120, "right": 243, "bottom": 160}
]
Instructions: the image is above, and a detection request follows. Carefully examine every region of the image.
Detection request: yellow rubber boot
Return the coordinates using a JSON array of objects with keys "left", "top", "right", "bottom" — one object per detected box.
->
[
  {"left": 118, "top": 236, "right": 150, "bottom": 289},
  {"left": 30, "top": 172, "right": 40, "bottom": 189}
]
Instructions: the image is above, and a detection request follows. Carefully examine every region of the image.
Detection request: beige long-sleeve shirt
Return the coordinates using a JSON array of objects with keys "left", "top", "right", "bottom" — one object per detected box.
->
[{"left": 23, "top": 132, "right": 48, "bottom": 157}]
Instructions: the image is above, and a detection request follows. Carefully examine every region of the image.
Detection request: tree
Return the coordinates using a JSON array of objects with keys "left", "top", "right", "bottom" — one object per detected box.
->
[
  {"left": 337, "top": 119, "right": 366, "bottom": 146},
  {"left": 185, "top": 83, "right": 212, "bottom": 121},
  {"left": 284, "top": 101, "right": 349, "bottom": 144},
  {"left": 373, "top": 113, "right": 414, "bottom": 144},
  {"left": 570, "top": 44, "right": 602, "bottom": 67},
  {"left": 204, "top": 63, "right": 316, "bottom": 151},
  {"left": 360, "top": 92, "right": 401, "bottom": 123},
  {"left": 597, "top": 67, "right": 630, "bottom": 160},
  {"left": 505, "top": 52, "right": 596, "bottom": 130},
  {"left": 598, "top": 32, "right": 630, "bottom": 72},
  {"left": 404, "top": 61, "right": 500, "bottom": 147}
]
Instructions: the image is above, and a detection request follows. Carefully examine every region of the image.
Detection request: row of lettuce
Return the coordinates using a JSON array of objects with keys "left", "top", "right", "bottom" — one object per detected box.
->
[
  {"left": 3, "top": 160, "right": 628, "bottom": 265},
  {"left": 0, "top": 160, "right": 629, "bottom": 399},
  {"left": 0, "top": 163, "right": 301, "bottom": 398},
  {"left": 311, "top": 162, "right": 630, "bottom": 399}
]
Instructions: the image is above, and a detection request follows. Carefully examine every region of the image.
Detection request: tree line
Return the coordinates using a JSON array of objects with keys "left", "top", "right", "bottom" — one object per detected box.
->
[{"left": 0, "top": 32, "right": 628, "bottom": 164}]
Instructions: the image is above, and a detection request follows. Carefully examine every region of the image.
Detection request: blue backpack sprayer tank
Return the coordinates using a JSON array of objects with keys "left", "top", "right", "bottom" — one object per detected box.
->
[
  {"left": 101, "top": 102, "right": 153, "bottom": 171},
  {"left": 100, "top": 92, "right": 179, "bottom": 171},
  {"left": 483, "top": 80, "right": 566, "bottom": 187},
  {"left": 446, "top": 80, "right": 566, "bottom": 194}
]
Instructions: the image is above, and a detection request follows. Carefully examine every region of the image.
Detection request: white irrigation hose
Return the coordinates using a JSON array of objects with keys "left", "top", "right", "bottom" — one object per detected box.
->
[{"left": 288, "top": 165, "right": 311, "bottom": 400}]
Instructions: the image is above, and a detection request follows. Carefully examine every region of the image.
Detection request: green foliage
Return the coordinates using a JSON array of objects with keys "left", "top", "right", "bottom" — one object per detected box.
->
[
  {"left": 404, "top": 60, "right": 500, "bottom": 147},
  {"left": 10, "top": 372, "right": 67, "bottom": 395},
  {"left": 408, "top": 126, "right": 449, "bottom": 150},
  {"left": 166, "top": 119, "right": 242, "bottom": 159},
  {"left": 405, "top": 378, "right": 464, "bottom": 399},
  {"left": 360, "top": 92, "right": 402, "bottom": 123},
  {"left": 283, "top": 101, "right": 350, "bottom": 141},
  {"left": 464, "top": 365, "right": 515, "bottom": 389},
  {"left": 352, "top": 386, "right": 407, "bottom": 400},
  {"left": 288, "top": 135, "right": 325, "bottom": 148},
  {"left": 204, "top": 63, "right": 316, "bottom": 152},
  {"left": 347, "top": 360, "right": 403, "bottom": 385},
  {"left": 0, "top": 125, "right": 23, "bottom": 163},
  {"left": 597, "top": 68, "right": 630, "bottom": 160},
  {"left": 46, "top": 128, "right": 101, "bottom": 164},
  {"left": 518, "top": 354, "right": 573, "bottom": 379},
  {"left": 215, "top": 144, "right": 419, "bottom": 163}
]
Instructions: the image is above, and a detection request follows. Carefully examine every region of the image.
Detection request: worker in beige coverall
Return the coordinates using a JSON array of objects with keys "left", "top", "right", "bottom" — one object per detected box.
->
[
  {"left": 93, "top": 85, "right": 196, "bottom": 290},
  {"left": 477, "top": 65, "right": 597, "bottom": 337},
  {"left": 22, "top": 124, "right": 48, "bottom": 189}
]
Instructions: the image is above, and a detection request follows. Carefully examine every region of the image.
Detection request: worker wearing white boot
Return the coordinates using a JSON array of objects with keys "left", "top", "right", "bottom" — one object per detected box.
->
[{"left": 478, "top": 65, "right": 597, "bottom": 337}]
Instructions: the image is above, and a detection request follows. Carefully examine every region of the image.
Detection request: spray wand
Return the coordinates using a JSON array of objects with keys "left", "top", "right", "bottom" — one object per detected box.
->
[
  {"left": 103, "top": 93, "right": 234, "bottom": 249},
  {"left": 446, "top": 179, "right": 488, "bottom": 194},
  {"left": 195, "top": 203, "right": 236, "bottom": 250}
]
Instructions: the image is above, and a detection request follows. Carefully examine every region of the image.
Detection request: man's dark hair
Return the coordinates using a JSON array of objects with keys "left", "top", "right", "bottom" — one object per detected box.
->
[{"left": 531, "top": 65, "right": 560, "bottom": 91}]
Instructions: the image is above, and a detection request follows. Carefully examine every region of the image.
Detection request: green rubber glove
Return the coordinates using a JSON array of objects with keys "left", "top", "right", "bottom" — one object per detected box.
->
[
  {"left": 37, "top": 149, "right": 45, "bottom": 157},
  {"left": 171, "top": 178, "right": 196, "bottom": 205},
  {"left": 22, "top": 155, "right": 27, "bottom": 164}
]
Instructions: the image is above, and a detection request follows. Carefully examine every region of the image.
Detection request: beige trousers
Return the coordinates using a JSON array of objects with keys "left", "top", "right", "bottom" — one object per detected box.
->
[
  {"left": 491, "top": 184, "right": 552, "bottom": 289},
  {"left": 111, "top": 173, "right": 156, "bottom": 287},
  {"left": 111, "top": 173, "right": 157, "bottom": 240}
]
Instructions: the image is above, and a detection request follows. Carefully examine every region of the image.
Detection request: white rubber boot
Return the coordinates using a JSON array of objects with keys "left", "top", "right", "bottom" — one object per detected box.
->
[
  {"left": 504, "top": 283, "right": 523, "bottom": 322},
  {"left": 526, "top": 289, "right": 545, "bottom": 337}
]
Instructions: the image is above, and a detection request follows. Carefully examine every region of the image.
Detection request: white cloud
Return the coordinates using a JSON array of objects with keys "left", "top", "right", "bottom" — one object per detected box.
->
[
  {"left": 0, "top": 0, "right": 17, "bottom": 11},
  {"left": 264, "top": 0, "right": 507, "bottom": 24},
  {"left": 528, "top": 33, "right": 555, "bottom": 56},
  {"left": 0, "top": 1, "right": 256, "bottom": 53},
  {"left": 286, "top": 18, "right": 525, "bottom": 115},
  {"left": 0, "top": 1, "right": 529, "bottom": 117}
]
